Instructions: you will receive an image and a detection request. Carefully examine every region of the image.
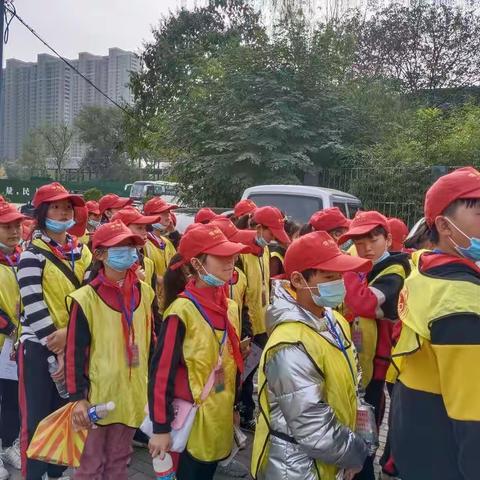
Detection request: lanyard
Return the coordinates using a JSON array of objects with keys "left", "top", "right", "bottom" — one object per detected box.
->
[
  {"left": 324, "top": 309, "right": 356, "bottom": 385},
  {"left": 116, "top": 286, "right": 136, "bottom": 330},
  {"left": 183, "top": 290, "right": 228, "bottom": 353}
]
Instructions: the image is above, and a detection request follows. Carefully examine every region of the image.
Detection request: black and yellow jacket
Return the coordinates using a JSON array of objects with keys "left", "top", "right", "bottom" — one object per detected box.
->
[{"left": 391, "top": 251, "right": 480, "bottom": 480}]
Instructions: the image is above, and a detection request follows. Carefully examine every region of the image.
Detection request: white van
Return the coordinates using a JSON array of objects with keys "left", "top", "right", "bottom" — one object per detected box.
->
[
  {"left": 127, "top": 181, "right": 180, "bottom": 205},
  {"left": 241, "top": 185, "right": 361, "bottom": 223}
]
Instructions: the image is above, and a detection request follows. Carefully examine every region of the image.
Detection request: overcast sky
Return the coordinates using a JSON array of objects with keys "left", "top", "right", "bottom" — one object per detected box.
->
[{"left": 3, "top": 0, "right": 187, "bottom": 66}]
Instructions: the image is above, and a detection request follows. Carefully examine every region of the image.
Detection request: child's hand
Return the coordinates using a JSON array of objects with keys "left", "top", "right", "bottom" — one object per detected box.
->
[
  {"left": 46, "top": 328, "right": 67, "bottom": 354},
  {"left": 51, "top": 353, "right": 65, "bottom": 382},
  {"left": 72, "top": 400, "right": 91, "bottom": 431},
  {"left": 149, "top": 433, "right": 172, "bottom": 459},
  {"left": 344, "top": 467, "right": 362, "bottom": 480}
]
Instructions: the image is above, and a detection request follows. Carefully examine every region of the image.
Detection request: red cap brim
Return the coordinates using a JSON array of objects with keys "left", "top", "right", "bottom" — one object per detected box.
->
[
  {"left": 37, "top": 192, "right": 85, "bottom": 208},
  {"left": 338, "top": 223, "right": 384, "bottom": 244},
  {"left": 130, "top": 214, "right": 161, "bottom": 225},
  {"left": 270, "top": 227, "right": 291, "bottom": 246},
  {"left": 203, "top": 239, "right": 249, "bottom": 257},
  {"left": 313, "top": 253, "right": 372, "bottom": 273},
  {"left": 115, "top": 198, "right": 133, "bottom": 209},
  {"left": 88, "top": 209, "right": 101, "bottom": 216},
  {"left": 96, "top": 232, "right": 145, "bottom": 249},
  {"left": 0, "top": 212, "right": 28, "bottom": 223},
  {"left": 231, "top": 229, "right": 257, "bottom": 245}
]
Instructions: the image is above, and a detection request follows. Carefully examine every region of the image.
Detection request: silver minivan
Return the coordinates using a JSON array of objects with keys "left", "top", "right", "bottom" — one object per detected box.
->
[{"left": 241, "top": 185, "right": 361, "bottom": 223}]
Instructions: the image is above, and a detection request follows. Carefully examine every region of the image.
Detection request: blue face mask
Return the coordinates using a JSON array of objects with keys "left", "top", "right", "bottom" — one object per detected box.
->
[
  {"left": 306, "top": 278, "right": 346, "bottom": 308},
  {"left": 152, "top": 223, "right": 168, "bottom": 233},
  {"left": 373, "top": 251, "right": 390, "bottom": 265},
  {"left": 446, "top": 218, "right": 480, "bottom": 262},
  {"left": 88, "top": 219, "right": 101, "bottom": 230},
  {"left": 45, "top": 218, "right": 76, "bottom": 233},
  {"left": 256, "top": 236, "right": 269, "bottom": 248},
  {"left": 106, "top": 246, "right": 138, "bottom": 272},
  {"left": 199, "top": 265, "right": 226, "bottom": 287}
]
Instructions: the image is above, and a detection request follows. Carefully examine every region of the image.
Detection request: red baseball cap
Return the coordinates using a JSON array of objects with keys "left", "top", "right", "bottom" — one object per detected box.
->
[
  {"left": 211, "top": 216, "right": 257, "bottom": 245},
  {"left": 92, "top": 220, "right": 145, "bottom": 250},
  {"left": 309, "top": 207, "right": 350, "bottom": 232},
  {"left": 32, "top": 182, "right": 84, "bottom": 209},
  {"left": 388, "top": 218, "right": 408, "bottom": 251},
  {"left": 173, "top": 223, "right": 248, "bottom": 269},
  {"left": 253, "top": 206, "right": 290, "bottom": 245},
  {"left": 194, "top": 208, "right": 218, "bottom": 224},
  {"left": 0, "top": 196, "right": 5, "bottom": 204},
  {"left": 170, "top": 211, "right": 177, "bottom": 227},
  {"left": 85, "top": 200, "right": 100, "bottom": 216},
  {"left": 98, "top": 194, "right": 132, "bottom": 215},
  {"left": 425, "top": 167, "right": 480, "bottom": 227},
  {"left": 111, "top": 206, "right": 160, "bottom": 226},
  {"left": 338, "top": 211, "right": 390, "bottom": 244},
  {"left": 143, "top": 197, "right": 178, "bottom": 216},
  {"left": 234, "top": 199, "right": 257, "bottom": 218},
  {"left": 284, "top": 231, "right": 372, "bottom": 277},
  {"left": 0, "top": 203, "right": 27, "bottom": 224}
]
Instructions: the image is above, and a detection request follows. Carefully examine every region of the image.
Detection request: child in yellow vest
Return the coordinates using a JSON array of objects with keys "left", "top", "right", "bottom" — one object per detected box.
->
[
  {"left": 66, "top": 220, "right": 156, "bottom": 479},
  {"left": 251, "top": 231, "right": 371, "bottom": 480},
  {"left": 0, "top": 203, "right": 28, "bottom": 476},
  {"left": 17, "top": 182, "right": 92, "bottom": 480},
  {"left": 148, "top": 224, "right": 247, "bottom": 480}
]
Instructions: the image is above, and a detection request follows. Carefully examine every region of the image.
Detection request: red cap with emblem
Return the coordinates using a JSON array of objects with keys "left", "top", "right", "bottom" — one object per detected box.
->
[
  {"left": 253, "top": 206, "right": 290, "bottom": 245},
  {"left": 309, "top": 207, "right": 350, "bottom": 232},
  {"left": 85, "top": 200, "right": 101, "bottom": 216},
  {"left": 388, "top": 217, "right": 408, "bottom": 251},
  {"left": 111, "top": 206, "right": 160, "bottom": 226},
  {"left": 338, "top": 211, "right": 390, "bottom": 244},
  {"left": 172, "top": 223, "right": 248, "bottom": 270},
  {"left": 425, "top": 167, "right": 480, "bottom": 227},
  {"left": 98, "top": 194, "right": 132, "bottom": 215},
  {"left": 210, "top": 216, "right": 257, "bottom": 245},
  {"left": 284, "top": 231, "right": 372, "bottom": 277},
  {"left": 143, "top": 197, "right": 178, "bottom": 216},
  {"left": 92, "top": 220, "right": 144, "bottom": 250},
  {"left": 32, "top": 182, "right": 84, "bottom": 208},
  {"left": 194, "top": 208, "right": 218, "bottom": 224},
  {"left": 0, "top": 203, "right": 27, "bottom": 224},
  {"left": 234, "top": 199, "right": 257, "bottom": 218}
]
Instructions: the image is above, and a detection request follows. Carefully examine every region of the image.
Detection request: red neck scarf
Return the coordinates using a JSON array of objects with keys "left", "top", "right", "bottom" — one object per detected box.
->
[
  {"left": 183, "top": 279, "right": 244, "bottom": 373},
  {"left": 97, "top": 267, "right": 140, "bottom": 371},
  {"left": 0, "top": 245, "right": 22, "bottom": 267}
]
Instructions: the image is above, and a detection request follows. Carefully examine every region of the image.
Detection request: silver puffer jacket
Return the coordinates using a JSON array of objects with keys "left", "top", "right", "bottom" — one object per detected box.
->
[{"left": 257, "top": 281, "right": 368, "bottom": 480}]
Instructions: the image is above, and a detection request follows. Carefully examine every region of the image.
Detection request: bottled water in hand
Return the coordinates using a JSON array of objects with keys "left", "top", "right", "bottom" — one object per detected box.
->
[
  {"left": 47, "top": 356, "right": 68, "bottom": 399},
  {"left": 88, "top": 401, "right": 116, "bottom": 423}
]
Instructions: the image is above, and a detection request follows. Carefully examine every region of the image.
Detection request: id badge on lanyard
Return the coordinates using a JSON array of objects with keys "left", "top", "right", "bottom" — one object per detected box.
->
[{"left": 352, "top": 318, "right": 363, "bottom": 353}]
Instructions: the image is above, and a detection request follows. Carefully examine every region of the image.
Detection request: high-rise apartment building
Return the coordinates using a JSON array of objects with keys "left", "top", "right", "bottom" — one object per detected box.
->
[{"left": 0, "top": 48, "right": 140, "bottom": 166}]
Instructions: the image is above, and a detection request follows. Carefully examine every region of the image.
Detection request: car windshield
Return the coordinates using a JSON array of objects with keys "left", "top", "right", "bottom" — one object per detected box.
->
[
  {"left": 130, "top": 183, "right": 147, "bottom": 198},
  {"left": 248, "top": 193, "right": 323, "bottom": 223}
]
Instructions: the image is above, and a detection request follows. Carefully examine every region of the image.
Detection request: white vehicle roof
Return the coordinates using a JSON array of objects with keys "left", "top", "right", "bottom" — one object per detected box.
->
[{"left": 242, "top": 184, "right": 360, "bottom": 201}]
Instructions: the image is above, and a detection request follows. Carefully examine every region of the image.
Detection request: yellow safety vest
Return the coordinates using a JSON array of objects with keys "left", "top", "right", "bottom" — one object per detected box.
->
[
  {"left": 0, "top": 263, "right": 21, "bottom": 348},
  {"left": 32, "top": 239, "right": 92, "bottom": 329},
  {"left": 240, "top": 248, "right": 270, "bottom": 336},
  {"left": 143, "top": 256, "right": 155, "bottom": 288},
  {"left": 163, "top": 296, "right": 240, "bottom": 462},
  {"left": 252, "top": 310, "right": 358, "bottom": 480},
  {"left": 270, "top": 250, "right": 284, "bottom": 264},
  {"left": 353, "top": 263, "right": 407, "bottom": 388},
  {"left": 145, "top": 237, "right": 176, "bottom": 278},
  {"left": 67, "top": 281, "right": 155, "bottom": 427},
  {"left": 393, "top": 253, "right": 480, "bottom": 421},
  {"left": 228, "top": 267, "right": 247, "bottom": 322}
]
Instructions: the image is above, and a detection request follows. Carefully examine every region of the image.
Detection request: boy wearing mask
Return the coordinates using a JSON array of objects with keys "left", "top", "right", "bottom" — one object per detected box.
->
[{"left": 339, "top": 211, "right": 410, "bottom": 480}]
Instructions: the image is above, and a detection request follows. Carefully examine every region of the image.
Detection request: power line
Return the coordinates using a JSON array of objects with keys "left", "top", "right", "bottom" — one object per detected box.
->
[{"left": 4, "top": 1, "right": 150, "bottom": 130}]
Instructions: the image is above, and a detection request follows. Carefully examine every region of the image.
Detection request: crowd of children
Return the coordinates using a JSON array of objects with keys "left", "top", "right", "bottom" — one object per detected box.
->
[{"left": 0, "top": 167, "right": 478, "bottom": 480}]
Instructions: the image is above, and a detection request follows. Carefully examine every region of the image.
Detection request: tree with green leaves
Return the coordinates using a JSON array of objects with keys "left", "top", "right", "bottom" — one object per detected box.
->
[
  {"left": 19, "top": 129, "right": 49, "bottom": 177},
  {"left": 354, "top": 2, "right": 480, "bottom": 93},
  {"left": 75, "top": 106, "right": 133, "bottom": 181}
]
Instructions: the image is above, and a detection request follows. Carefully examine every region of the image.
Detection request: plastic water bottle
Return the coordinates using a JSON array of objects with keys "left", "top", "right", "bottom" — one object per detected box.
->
[
  {"left": 88, "top": 401, "right": 116, "bottom": 423},
  {"left": 47, "top": 356, "right": 68, "bottom": 399},
  {"left": 153, "top": 453, "right": 176, "bottom": 480}
]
